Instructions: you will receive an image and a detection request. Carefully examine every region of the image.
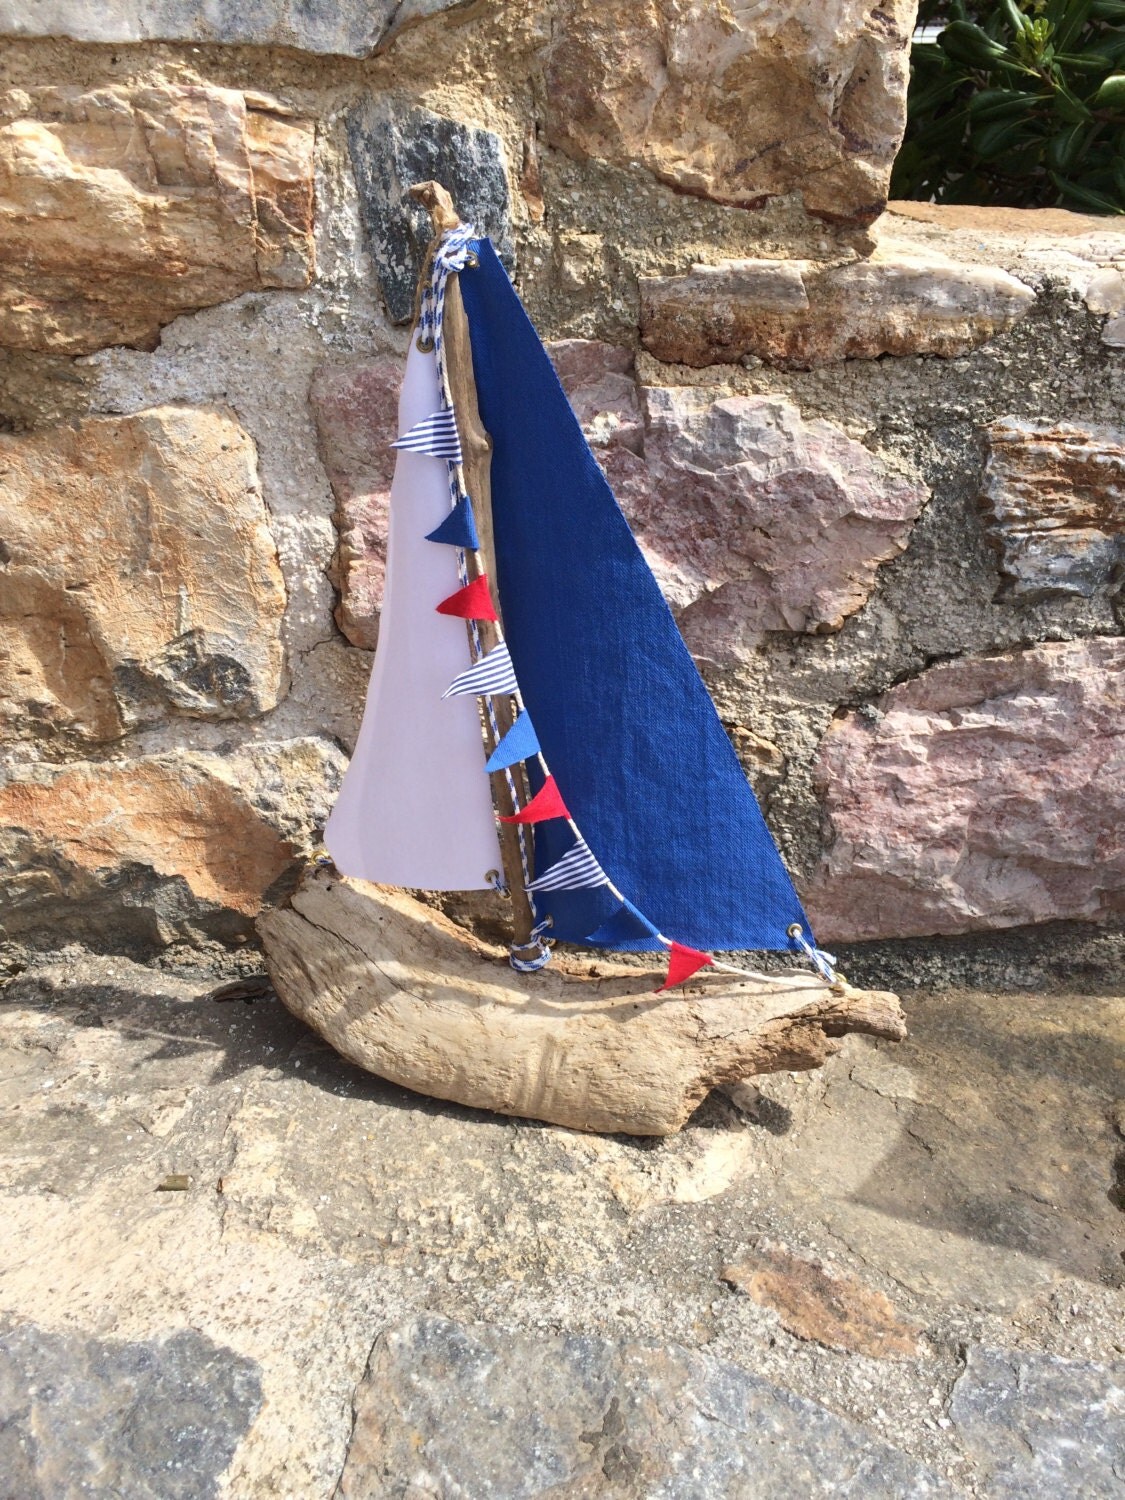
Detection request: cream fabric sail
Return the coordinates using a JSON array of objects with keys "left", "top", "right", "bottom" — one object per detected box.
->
[{"left": 324, "top": 341, "right": 502, "bottom": 888}]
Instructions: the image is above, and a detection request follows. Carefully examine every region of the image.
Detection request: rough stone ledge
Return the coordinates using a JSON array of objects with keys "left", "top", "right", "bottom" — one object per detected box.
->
[
  {"left": 640, "top": 250, "right": 1035, "bottom": 369},
  {"left": 0, "top": 0, "right": 473, "bottom": 57}
]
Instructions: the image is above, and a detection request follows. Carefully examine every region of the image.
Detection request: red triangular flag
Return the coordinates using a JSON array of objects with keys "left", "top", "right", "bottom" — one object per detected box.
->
[
  {"left": 435, "top": 574, "right": 497, "bottom": 621},
  {"left": 657, "top": 941, "right": 714, "bottom": 992},
  {"left": 499, "top": 776, "right": 570, "bottom": 825}
]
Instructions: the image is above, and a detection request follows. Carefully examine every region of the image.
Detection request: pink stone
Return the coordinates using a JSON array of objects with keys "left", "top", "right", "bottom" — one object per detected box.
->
[
  {"left": 803, "top": 639, "right": 1125, "bottom": 942},
  {"left": 618, "top": 387, "right": 927, "bottom": 665},
  {"left": 309, "top": 357, "right": 401, "bottom": 649},
  {"left": 547, "top": 340, "right": 642, "bottom": 454},
  {"left": 313, "top": 345, "right": 927, "bottom": 672}
]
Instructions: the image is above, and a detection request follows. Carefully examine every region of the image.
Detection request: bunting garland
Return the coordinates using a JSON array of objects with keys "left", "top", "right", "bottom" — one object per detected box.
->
[
  {"left": 484, "top": 712, "right": 540, "bottom": 772},
  {"left": 499, "top": 776, "right": 569, "bottom": 824},
  {"left": 526, "top": 837, "right": 608, "bottom": 894},
  {"left": 442, "top": 641, "right": 518, "bottom": 699},
  {"left": 583, "top": 898, "right": 661, "bottom": 948},
  {"left": 656, "top": 942, "right": 714, "bottom": 991},
  {"left": 435, "top": 575, "right": 498, "bottom": 622},
  {"left": 391, "top": 407, "right": 463, "bottom": 463},
  {"left": 426, "top": 494, "right": 480, "bottom": 551}
]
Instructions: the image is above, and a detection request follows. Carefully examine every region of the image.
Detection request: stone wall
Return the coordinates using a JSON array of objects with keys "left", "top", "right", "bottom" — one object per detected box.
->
[{"left": 0, "top": 3, "right": 1122, "bottom": 981}]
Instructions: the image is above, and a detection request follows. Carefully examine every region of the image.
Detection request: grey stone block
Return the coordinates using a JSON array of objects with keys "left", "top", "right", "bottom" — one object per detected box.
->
[
  {"left": 950, "top": 1345, "right": 1125, "bottom": 1499},
  {"left": 338, "top": 1314, "right": 953, "bottom": 1498},
  {"left": 0, "top": 0, "right": 471, "bottom": 56},
  {"left": 0, "top": 1317, "right": 262, "bottom": 1498},
  {"left": 347, "top": 97, "right": 513, "bottom": 325}
]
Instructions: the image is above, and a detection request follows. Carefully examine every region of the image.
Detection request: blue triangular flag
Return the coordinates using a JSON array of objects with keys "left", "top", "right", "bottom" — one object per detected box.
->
[
  {"left": 485, "top": 712, "right": 540, "bottom": 773},
  {"left": 426, "top": 495, "right": 480, "bottom": 550},
  {"left": 584, "top": 898, "right": 661, "bottom": 947}
]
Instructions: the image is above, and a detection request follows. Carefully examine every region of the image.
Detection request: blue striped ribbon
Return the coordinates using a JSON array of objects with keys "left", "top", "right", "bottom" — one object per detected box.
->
[
  {"left": 527, "top": 837, "right": 609, "bottom": 894},
  {"left": 442, "top": 641, "right": 519, "bottom": 700},
  {"left": 391, "top": 407, "right": 463, "bottom": 464}
]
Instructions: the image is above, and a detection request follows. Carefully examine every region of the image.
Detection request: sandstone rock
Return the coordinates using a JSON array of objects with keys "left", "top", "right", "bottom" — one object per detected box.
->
[
  {"left": 979, "top": 419, "right": 1125, "bottom": 603},
  {"left": 310, "top": 357, "right": 400, "bottom": 649},
  {"left": 950, "top": 1346, "right": 1125, "bottom": 1498},
  {"left": 804, "top": 639, "right": 1125, "bottom": 943},
  {"left": 611, "top": 387, "right": 927, "bottom": 665},
  {"left": 0, "top": 1317, "right": 261, "bottom": 1500},
  {"left": 0, "top": 0, "right": 471, "bottom": 55},
  {"left": 545, "top": 0, "right": 917, "bottom": 227},
  {"left": 338, "top": 1315, "right": 950, "bottom": 1497},
  {"left": 724, "top": 1244, "right": 922, "bottom": 1359},
  {"left": 347, "top": 98, "right": 512, "bottom": 324},
  {"left": 0, "top": 738, "right": 344, "bottom": 952},
  {"left": 0, "top": 84, "right": 315, "bottom": 355},
  {"left": 0, "top": 407, "right": 286, "bottom": 742},
  {"left": 640, "top": 252, "right": 1035, "bottom": 369}
]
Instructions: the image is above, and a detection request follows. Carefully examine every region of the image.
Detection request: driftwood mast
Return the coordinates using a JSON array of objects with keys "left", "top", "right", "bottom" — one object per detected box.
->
[{"left": 409, "top": 181, "right": 535, "bottom": 950}]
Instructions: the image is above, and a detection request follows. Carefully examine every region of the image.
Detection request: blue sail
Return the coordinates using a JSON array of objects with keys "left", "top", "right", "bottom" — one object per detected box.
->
[{"left": 460, "top": 240, "right": 811, "bottom": 953}]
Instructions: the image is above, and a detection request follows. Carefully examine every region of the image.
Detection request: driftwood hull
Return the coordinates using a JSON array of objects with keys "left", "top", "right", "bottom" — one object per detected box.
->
[{"left": 257, "top": 867, "right": 906, "bottom": 1137}]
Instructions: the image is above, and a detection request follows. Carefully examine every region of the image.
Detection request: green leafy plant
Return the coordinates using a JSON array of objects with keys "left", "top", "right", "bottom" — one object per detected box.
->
[{"left": 892, "top": 0, "right": 1125, "bottom": 213}]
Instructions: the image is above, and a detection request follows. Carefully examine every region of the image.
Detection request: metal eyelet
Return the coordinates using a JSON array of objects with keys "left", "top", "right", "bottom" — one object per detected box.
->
[
  {"left": 416, "top": 334, "right": 435, "bottom": 353},
  {"left": 464, "top": 251, "right": 479, "bottom": 269}
]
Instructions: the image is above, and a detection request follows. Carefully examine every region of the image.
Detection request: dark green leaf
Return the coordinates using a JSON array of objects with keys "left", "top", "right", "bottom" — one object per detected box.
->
[
  {"left": 1049, "top": 167, "right": 1125, "bottom": 207},
  {"left": 1046, "top": 120, "right": 1092, "bottom": 168},
  {"left": 969, "top": 86, "right": 1042, "bottom": 117},
  {"left": 972, "top": 117, "right": 1034, "bottom": 157},
  {"left": 1055, "top": 0, "right": 1095, "bottom": 51},
  {"left": 940, "top": 20, "right": 1019, "bottom": 68}
]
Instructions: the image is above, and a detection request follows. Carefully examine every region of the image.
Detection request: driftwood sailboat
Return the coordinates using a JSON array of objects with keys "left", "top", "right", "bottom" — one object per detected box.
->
[{"left": 258, "top": 184, "right": 904, "bottom": 1136}]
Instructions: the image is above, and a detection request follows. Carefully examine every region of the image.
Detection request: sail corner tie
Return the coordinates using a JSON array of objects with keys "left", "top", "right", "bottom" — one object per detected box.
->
[{"left": 788, "top": 923, "right": 839, "bottom": 984}]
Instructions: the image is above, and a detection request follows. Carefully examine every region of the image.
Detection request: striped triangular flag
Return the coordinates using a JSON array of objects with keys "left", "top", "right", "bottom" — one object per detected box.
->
[
  {"left": 527, "top": 837, "right": 609, "bottom": 893},
  {"left": 442, "top": 641, "right": 518, "bottom": 699},
  {"left": 391, "top": 407, "right": 463, "bottom": 463}
]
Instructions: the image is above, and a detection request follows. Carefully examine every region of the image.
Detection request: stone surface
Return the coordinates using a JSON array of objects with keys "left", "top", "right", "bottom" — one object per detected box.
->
[
  {"left": 1084, "top": 265, "right": 1125, "bottom": 349},
  {"left": 0, "top": 83, "right": 315, "bottom": 355},
  {"left": 309, "top": 356, "right": 399, "bottom": 649},
  {"left": 547, "top": 338, "right": 643, "bottom": 455},
  {"left": 640, "top": 252, "right": 1035, "bottom": 369},
  {"left": 0, "top": 406, "right": 286, "bottom": 743},
  {"left": 979, "top": 418, "right": 1125, "bottom": 603},
  {"left": 2, "top": 950, "right": 1123, "bottom": 1494},
  {"left": 610, "top": 386, "right": 927, "bottom": 665},
  {"left": 545, "top": 0, "right": 917, "bottom": 226},
  {"left": 338, "top": 1315, "right": 950, "bottom": 1497},
  {"left": 0, "top": 738, "right": 343, "bottom": 951},
  {"left": 0, "top": 0, "right": 471, "bottom": 55},
  {"left": 724, "top": 1244, "right": 922, "bottom": 1359},
  {"left": 950, "top": 1346, "right": 1125, "bottom": 1498},
  {"left": 804, "top": 639, "right": 1125, "bottom": 943},
  {"left": 0, "top": 1318, "right": 261, "bottom": 1499},
  {"left": 347, "top": 97, "right": 512, "bottom": 325}
]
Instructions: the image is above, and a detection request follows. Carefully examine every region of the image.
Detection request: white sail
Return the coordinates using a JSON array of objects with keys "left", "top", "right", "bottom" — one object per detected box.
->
[{"left": 324, "top": 341, "right": 502, "bottom": 888}]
